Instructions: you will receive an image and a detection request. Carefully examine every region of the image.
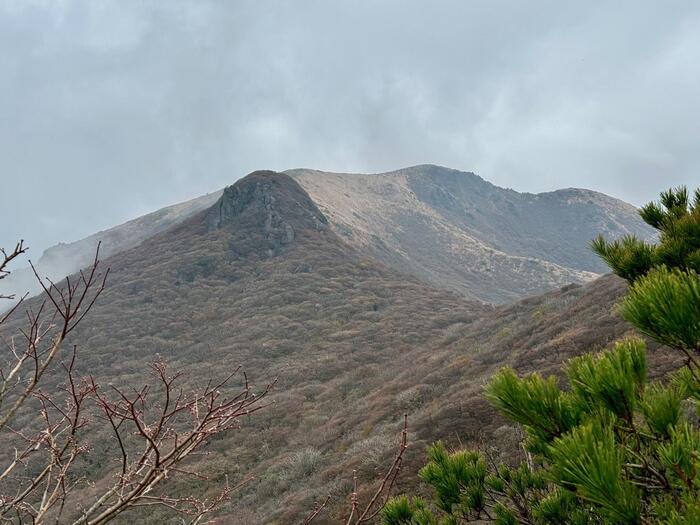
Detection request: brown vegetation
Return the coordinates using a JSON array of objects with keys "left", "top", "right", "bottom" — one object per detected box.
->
[
  {"left": 0, "top": 244, "right": 271, "bottom": 523},
  {"left": 1, "top": 171, "right": 671, "bottom": 523}
]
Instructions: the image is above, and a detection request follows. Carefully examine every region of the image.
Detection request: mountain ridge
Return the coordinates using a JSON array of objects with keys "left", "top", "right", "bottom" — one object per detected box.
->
[
  {"left": 287, "top": 165, "right": 653, "bottom": 301},
  {"left": 0, "top": 189, "right": 222, "bottom": 300},
  {"left": 1, "top": 165, "right": 654, "bottom": 304}
]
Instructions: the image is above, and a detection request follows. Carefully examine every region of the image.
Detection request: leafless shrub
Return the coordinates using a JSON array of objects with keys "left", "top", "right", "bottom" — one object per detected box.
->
[{"left": 0, "top": 242, "right": 272, "bottom": 524}]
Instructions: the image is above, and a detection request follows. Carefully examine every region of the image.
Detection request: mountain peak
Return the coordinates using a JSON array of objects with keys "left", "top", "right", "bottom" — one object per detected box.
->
[{"left": 204, "top": 170, "right": 328, "bottom": 257}]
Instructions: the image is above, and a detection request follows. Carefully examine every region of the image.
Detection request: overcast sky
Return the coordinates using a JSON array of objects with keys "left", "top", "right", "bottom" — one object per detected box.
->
[{"left": 2, "top": 1, "right": 699, "bottom": 256}]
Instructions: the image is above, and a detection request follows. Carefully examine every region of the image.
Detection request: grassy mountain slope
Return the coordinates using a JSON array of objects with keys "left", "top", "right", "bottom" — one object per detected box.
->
[
  {"left": 258, "top": 273, "right": 681, "bottom": 523},
  {"left": 4, "top": 171, "right": 489, "bottom": 522},
  {"left": 288, "top": 165, "right": 654, "bottom": 302},
  {"left": 0, "top": 171, "right": 665, "bottom": 523}
]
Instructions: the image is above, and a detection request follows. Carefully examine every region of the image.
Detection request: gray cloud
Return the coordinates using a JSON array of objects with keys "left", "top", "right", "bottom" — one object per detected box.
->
[{"left": 2, "top": 0, "right": 699, "bottom": 256}]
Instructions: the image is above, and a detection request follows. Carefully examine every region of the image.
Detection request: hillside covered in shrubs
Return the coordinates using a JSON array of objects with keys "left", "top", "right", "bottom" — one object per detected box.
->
[{"left": 0, "top": 172, "right": 690, "bottom": 524}]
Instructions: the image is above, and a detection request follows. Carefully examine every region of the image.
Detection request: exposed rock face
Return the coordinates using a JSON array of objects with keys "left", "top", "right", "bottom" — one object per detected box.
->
[{"left": 206, "top": 170, "right": 328, "bottom": 258}]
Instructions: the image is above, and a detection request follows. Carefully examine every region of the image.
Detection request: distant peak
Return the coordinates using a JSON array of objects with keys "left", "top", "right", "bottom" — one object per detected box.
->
[
  {"left": 286, "top": 164, "right": 482, "bottom": 180},
  {"left": 240, "top": 169, "right": 284, "bottom": 180},
  {"left": 401, "top": 163, "right": 477, "bottom": 175},
  {"left": 399, "top": 164, "right": 485, "bottom": 182}
]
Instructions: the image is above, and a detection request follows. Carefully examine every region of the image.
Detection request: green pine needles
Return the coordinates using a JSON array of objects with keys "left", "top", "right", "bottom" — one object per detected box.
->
[
  {"left": 622, "top": 267, "right": 700, "bottom": 361},
  {"left": 591, "top": 186, "right": 700, "bottom": 280},
  {"left": 383, "top": 186, "right": 700, "bottom": 524}
]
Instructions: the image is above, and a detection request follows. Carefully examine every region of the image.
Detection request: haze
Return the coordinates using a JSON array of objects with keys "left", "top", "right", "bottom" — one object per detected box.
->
[{"left": 2, "top": 0, "right": 699, "bottom": 256}]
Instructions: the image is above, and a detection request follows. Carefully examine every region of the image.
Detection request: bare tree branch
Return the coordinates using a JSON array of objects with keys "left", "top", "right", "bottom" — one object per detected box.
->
[
  {"left": 304, "top": 414, "right": 409, "bottom": 525},
  {"left": 0, "top": 241, "right": 271, "bottom": 524}
]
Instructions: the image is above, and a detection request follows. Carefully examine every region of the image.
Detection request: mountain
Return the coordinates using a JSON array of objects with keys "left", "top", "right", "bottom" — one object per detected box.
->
[
  {"left": 287, "top": 165, "right": 654, "bottom": 302},
  {"left": 0, "top": 170, "right": 670, "bottom": 523},
  {"left": 2, "top": 165, "right": 654, "bottom": 304},
  {"left": 10, "top": 171, "right": 489, "bottom": 522},
  {"left": 0, "top": 190, "right": 222, "bottom": 300}
]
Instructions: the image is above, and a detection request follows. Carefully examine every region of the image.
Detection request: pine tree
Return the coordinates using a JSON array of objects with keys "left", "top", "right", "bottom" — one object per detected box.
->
[{"left": 383, "top": 186, "right": 700, "bottom": 524}]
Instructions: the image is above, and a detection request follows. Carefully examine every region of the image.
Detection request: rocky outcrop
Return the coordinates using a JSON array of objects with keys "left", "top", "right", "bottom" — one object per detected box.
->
[{"left": 207, "top": 170, "right": 328, "bottom": 258}]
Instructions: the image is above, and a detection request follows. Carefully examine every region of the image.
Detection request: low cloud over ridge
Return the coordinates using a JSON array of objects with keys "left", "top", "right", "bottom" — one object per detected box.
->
[{"left": 2, "top": 1, "right": 699, "bottom": 254}]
